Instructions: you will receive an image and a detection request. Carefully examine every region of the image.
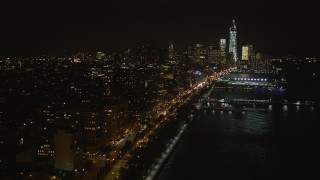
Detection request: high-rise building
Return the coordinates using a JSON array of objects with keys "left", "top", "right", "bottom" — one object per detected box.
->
[
  {"left": 169, "top": 40, "right": 174, "bottom": 59},
  {"left": 229, "top": 20, "right": 237, "bottom": 65},
  {"left": 241, "top": 45, "right": 256, "bottom": 69},
  {"left": 220, "top": 39, "right": 227, "bottom": 64},
  {"left": 190, "top": 44, "right": 207, "bottom": 64},
  {"left": 242, "top": 45, "right": 253, "bottom": 61},
  {"left": 80, "top": 102, "right": 105, "bottom": 159},
  {"left": 208, "top": 44, "right": 221, "bottom": 64},
  {"left": 54, "top": 130, "right": 83, "bottom": 171}
]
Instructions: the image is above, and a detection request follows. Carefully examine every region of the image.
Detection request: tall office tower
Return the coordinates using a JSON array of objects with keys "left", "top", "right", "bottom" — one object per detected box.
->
[
  {"left": 220, "top": 39, "right": 227, "bottom": 64},
  {"left": 208, "top": 44, "right": 221, "bottom": 64},
  {"left": 54, "top": 130, "right": 83, "bottom": 171},
  {"left": 229, "top": 20, "right": 237, "bottom": 65},
  {"left": 192, "top": 44, "right": 207, "bottom": 64},
  {"left": 242, "top": 45, "right": 256, "bottom": 69},
  {"left": 80, "top": 103, "right": 104, "bottom": 159},
  {"left": 169, "top": 40, "right": 174, "bottom": 59},
  {"left": 242, "top": 45, "right": 253, "bottom": 61},
  {"left": 208, "top": 45, "right": 215, "bottom": 63}
]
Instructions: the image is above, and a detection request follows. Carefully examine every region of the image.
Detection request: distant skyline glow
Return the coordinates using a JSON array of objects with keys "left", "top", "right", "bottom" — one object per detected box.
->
[{"left": 0, "top": 0, "right": 319, "bottom": 57}]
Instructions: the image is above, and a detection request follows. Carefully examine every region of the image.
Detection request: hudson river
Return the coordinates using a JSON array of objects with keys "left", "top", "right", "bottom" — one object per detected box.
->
[{"left": 157, "top": 90, "right": 319, "bottom": 180}]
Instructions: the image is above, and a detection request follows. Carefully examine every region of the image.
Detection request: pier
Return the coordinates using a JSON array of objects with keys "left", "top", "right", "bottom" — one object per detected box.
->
[{"left": 205, "top": 99, "right": 315, "bottom": 106}]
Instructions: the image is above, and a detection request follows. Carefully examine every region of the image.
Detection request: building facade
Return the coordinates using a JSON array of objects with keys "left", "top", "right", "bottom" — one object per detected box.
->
[
  {"left": 54, "top": 130, "right": 83, "bottom": 171},
  {"left": 220, "top": 39, "right": 227, "bottom": 64},
  {"left": 229, "top": 20, "right": 238, "bottom": 66},
  {"left": 169, "top": 40, "right": 174, "bottom": 60}
]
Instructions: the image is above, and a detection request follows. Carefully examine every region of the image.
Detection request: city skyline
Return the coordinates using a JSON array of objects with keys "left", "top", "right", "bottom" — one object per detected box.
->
[
  {"left": 1, "top": 0, "right": 319, "bottom": 57},
  {"left": 1, "top": 2, "right": 320, "bottom": 177}
]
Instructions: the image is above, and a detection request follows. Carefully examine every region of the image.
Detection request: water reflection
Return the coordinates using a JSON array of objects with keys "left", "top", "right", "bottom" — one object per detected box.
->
[{"left": 283, "top": 105, "right": 288, "bottom": 111}]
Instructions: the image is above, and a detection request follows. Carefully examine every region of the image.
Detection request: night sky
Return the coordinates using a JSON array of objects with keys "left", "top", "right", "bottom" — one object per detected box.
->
[{"left": 1, "top": 0, "right": 319, "bottom": 56}]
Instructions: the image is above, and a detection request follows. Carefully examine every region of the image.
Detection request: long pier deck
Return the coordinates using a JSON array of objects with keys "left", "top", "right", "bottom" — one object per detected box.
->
[
  {"left": 205, "top": 99, "right": 315, "bottom": 106},
  {"left": 200, "top": 106, "right": 247, "bottom": 113}
]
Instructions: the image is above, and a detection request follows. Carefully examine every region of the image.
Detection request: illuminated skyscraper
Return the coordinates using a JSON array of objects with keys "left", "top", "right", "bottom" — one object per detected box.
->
[
  {"left": 169, "top": 40, "right": 174, "bottom": 59},
  {"left": 242, "top": 45, "right": 256, "bottom": 69},
  {"left": 220, "top": 39, "right": 226, "bottom": 64},
  {"left": 242, "top": 45, "right": 253, "bottom": 61},
  {"left": 229, "top": 20, "right": 237, "bottom": 65}
]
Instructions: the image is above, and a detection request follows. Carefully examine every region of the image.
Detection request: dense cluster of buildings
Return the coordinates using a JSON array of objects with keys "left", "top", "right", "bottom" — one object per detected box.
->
[
  {"left": 1, "top": 20, "right": 314, "bottom": 179},
  {"left": 0, "top": 41, "right": 224, "bottom": 178}
]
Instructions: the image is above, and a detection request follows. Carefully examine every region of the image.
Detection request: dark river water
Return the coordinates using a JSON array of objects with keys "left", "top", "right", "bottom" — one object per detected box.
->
[{"left": 156, "top": 90, "right": 320, "bottom": 180}]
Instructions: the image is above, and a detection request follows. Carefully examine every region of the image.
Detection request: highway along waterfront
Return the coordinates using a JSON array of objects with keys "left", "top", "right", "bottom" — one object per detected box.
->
[
  {"left": 120, "top": 71, "right": 319, "bottom": 180},
  {"left": 105, "top": 69, "right": 233, "bottom": 180},
  {"left": 119, "top": 81, "right": 217, "bottom": 179}
]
